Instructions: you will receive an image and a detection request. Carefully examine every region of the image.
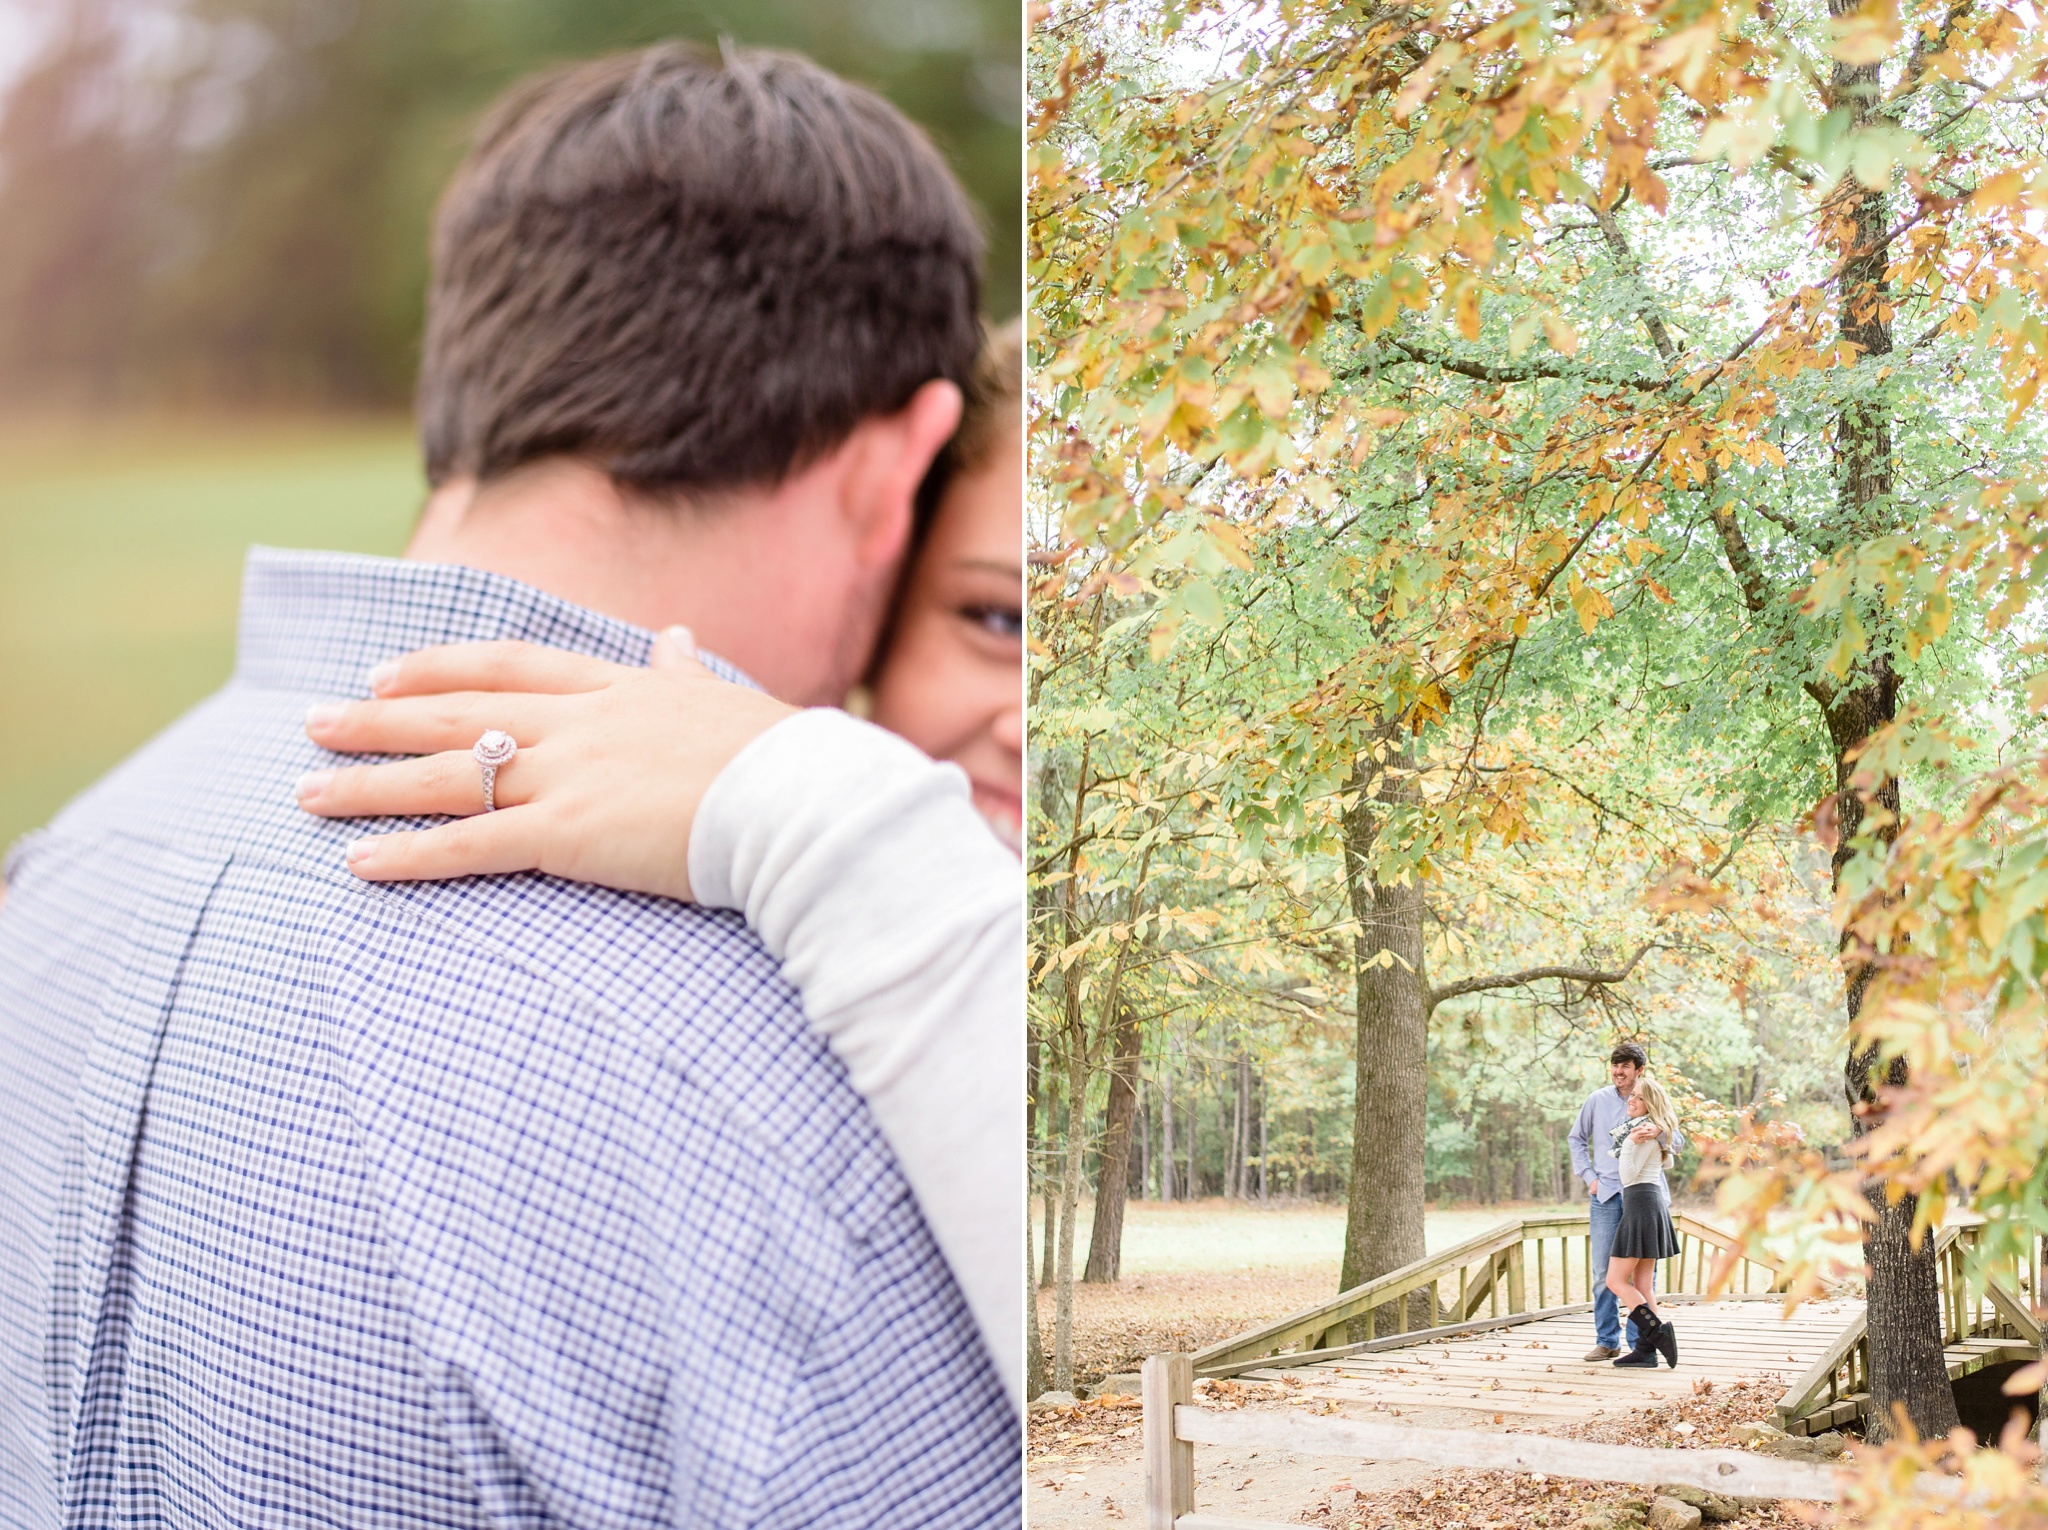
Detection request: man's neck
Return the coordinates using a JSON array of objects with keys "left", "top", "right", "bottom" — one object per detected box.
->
[
  {"left": 404, "top": 462, "right": 700, "bottom": 629},
  {"left": 401, "top": 459, "right": 873, "bottom": 705}
]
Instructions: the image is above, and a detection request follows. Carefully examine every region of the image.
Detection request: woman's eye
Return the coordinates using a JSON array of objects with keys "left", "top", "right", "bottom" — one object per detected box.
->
[{"left": 960, "top": 604, "right": 1023, "bottom": 641}]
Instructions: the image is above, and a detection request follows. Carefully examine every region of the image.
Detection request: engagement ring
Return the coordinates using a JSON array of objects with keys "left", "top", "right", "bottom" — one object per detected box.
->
[{"left": 472, "top": 730, "right": 517, "bottom": 812}]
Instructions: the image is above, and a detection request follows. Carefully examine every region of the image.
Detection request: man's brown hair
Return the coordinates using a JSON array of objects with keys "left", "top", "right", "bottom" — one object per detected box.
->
[{"left": 417, "top": 43, "right": 984, "bottom": 495}]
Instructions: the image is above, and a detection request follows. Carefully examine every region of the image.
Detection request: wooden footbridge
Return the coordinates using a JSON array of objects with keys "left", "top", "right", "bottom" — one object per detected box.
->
[{"left": 1191, "top": 1210, "right": 2043, "bottom": 1436}]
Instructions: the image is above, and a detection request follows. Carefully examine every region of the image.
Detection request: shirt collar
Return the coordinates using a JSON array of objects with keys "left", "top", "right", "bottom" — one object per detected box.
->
[{"left": 232, "top": 546, "right": 751, "bottom": 697}]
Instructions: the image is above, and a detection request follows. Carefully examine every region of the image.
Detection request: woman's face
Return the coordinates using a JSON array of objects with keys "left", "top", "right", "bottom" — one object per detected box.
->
[
  {"left": 870, "top": 427, "right": 1024, "bottom": 851},
  {"left": 1625, "top": 1092, "right": 1648, "bottom": 1119}
]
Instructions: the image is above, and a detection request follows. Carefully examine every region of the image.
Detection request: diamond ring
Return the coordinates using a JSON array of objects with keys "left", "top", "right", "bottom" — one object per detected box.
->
[{"left": 472, "top": 730, "right": 517, "bottom": 812}]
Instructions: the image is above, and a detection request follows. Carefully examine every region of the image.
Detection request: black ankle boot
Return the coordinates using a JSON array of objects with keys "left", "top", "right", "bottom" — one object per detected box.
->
[
  {"left": 1612, "top": 1304, "right": 1661, "bottom": 1368},
  {"left": 1655, "top": 1310, "right": 1678, "bottom": 1367}
]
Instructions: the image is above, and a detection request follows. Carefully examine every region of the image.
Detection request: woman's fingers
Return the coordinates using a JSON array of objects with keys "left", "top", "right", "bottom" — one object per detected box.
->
[
  {"left": 305, "top": 692, "right": 549, "bottom": 757},
  {"left": 367, "top": 640, "right": 622, "bottom": 699},
  {"left": 297, "top": 747, "right": 527, "bottom": 819},
  {"left": 343, "top": 809, "right": 541, "bottom": 882},
  {"left": 650, "top": 625, "right": 715, "bottom": 680}
]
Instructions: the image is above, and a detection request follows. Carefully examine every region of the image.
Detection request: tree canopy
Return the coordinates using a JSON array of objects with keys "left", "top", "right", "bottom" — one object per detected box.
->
[{"left": 1029, "top": 0, "right": 2048, "bottom": 1478}]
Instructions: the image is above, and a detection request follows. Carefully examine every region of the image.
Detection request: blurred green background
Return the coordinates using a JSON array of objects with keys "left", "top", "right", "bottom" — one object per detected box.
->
[{"left": 0, "top": 0, "right": 1020, "bottom": 851}]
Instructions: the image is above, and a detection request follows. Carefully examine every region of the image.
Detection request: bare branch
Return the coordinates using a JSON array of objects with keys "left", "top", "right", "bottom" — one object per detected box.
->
[
  {"left": 1381, "top": 338, "right": 1662, "bottom": 393},
  {"left": 1589, "top": 207, "right": 1680, "bottom": 366},
  {"left": 1428, "top": 941, "right": 1658, "bottom": 1011},
  {"left": 1707, "top": 500, "right": 1776, "bottom": 615}
]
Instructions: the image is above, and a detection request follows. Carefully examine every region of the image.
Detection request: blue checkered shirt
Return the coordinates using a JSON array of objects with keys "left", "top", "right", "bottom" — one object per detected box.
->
[{"left": 0, "top": 548, "right": 1019, "bottom": 1528}]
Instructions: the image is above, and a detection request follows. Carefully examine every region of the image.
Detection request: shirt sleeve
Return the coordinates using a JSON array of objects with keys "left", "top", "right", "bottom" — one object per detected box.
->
[
  {"left": 688, "top": 707, "right": 1023, "bottom": 1412},
  {"left": 1568, "top": 1097, "right": 1594, "bottom": 1182}
]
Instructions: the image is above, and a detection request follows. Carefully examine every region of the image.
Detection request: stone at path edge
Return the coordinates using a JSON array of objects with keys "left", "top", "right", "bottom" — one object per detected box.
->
[{"left": 1648, "top": 1496, "right": 1704, "bottom": 1530}]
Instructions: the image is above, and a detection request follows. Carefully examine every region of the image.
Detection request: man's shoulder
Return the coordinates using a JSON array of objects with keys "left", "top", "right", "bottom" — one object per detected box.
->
[{"left": 28, "top": 677, "right": 896, "bottom": 1221}]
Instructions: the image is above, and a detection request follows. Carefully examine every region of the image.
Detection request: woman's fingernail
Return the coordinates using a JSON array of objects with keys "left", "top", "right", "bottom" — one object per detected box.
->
[
  {"left": 345, "top": 838, "right": 377, "bottom": 870},
  {"left": 367, "top": 661, "right": 399, "bottom": 694},
  {"left": 661, "top": 625, "right": 696, "bottom": 656},
  {"left": 305, "top": 702, "right": 345, "bottom": 731},
  {"left": 295, "top": 770, "right": 332, "bottom": 804}
]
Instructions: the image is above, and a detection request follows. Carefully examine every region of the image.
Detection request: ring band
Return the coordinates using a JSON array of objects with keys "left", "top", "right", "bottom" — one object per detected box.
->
[{"left": 472, "top": 730, "right": 517, "bottom": 812}]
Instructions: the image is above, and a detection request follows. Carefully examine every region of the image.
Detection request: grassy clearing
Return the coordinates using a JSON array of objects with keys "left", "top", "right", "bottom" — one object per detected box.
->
[
  {"left": 1057, "top": 1196, "right": 1584, "bottom": 1278},
  {"left": 0, "top": 415, "right": 422, "bottom": 849}
]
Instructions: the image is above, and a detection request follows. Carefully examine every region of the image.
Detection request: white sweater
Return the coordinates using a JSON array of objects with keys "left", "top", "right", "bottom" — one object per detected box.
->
[
  {"left": 688, "top": 707, "right": 1023, "bottom": 1412},
  {"left": 1617, "top": 1128, "right": 1667, "bottom": 1189}
]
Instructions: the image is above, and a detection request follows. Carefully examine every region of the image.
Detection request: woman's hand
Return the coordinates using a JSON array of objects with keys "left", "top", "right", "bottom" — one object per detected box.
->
[
  {"left": 295, "top": 630, "right": 796, "bottom": 899},
  {"left": 1630, "top": 1122, "right": 1659, "bottom": 1143}
]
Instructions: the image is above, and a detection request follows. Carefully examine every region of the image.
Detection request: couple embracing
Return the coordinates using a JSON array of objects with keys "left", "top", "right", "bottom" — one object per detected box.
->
[
  {"left": 0, "top": 41, "right": 1019, "bottom": 1530},
  {"left": 1570, "top": 1041, "right": 1686, "bottom": 1371}
]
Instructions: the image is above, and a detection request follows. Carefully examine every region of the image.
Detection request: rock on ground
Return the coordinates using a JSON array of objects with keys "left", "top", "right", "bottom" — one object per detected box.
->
[
  {"left": 1649, "top": 1495, "right": 1704, "bottom": 1530},
  {"left": 1655, "top": 1482, "right": 1742, "bottom": 1522},
  {"left": 1578, "top": 1501, "right": 1647, "bottom": 1530}
]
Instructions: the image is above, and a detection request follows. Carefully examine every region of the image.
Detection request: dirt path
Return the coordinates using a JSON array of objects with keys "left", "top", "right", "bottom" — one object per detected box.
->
[{"left": 1026, "top": 1375, "right": 1811, "bottom": 1529}]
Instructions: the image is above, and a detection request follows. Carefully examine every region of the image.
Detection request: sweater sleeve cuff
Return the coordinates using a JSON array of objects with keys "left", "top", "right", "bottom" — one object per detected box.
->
[{"left": 687, "top": 707, "right": 975, "bottom": 921}]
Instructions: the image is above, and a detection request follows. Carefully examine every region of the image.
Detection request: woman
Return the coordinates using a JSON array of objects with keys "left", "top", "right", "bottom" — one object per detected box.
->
[
  {"left": 1605, "top": 1073, "right": 1683, "bottom": 1369},
  {"left": 297, "top": 321, "right": 1024, "bottom": 1404}
]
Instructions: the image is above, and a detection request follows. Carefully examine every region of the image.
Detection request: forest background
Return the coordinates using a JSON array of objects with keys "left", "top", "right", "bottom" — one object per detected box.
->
[
  {"left": 0, "top": 0, "right": 1021, "bottom": 851},
  {"left": 1027, "top": 0, "right": 2048, "bottom": 1508}
]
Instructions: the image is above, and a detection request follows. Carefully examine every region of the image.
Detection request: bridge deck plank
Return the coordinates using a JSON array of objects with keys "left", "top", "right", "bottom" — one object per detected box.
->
[{"left": 1243, "top": 1298, "right": 1867, "bottom": 1420}]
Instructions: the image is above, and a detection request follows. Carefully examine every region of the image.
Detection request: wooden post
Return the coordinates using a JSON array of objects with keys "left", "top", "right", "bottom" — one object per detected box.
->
[
  {"left": 1144, "top": 1353, "right": 1195, "bottom": 1530},
  {"left": 1507, "top": 1241, "right": 1527, "bottom": 1313}
]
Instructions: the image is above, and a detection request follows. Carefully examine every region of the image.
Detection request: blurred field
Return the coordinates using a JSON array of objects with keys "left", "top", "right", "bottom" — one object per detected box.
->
[
  {"left": 0, "top": 415, "right": 423, "bottom": 850},
  {"left": 1064, "top": 1197, "right": 1582, "bottom": 1278}
]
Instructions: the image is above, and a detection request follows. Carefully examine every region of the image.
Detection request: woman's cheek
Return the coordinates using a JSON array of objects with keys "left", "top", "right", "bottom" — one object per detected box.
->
[{"left": 871, "top": 614, "right": 968, "bottom": 761}]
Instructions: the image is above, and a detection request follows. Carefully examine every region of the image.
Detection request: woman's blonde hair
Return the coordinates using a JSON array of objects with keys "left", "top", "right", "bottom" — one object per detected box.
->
[
  {"left": 955, "top": 315, "right": 1022, "bottom": 471},
  {"left": 911, "top": 314, "right": 1022, "bottom": 537},
  {"left": 1633, "top": 1074, "right": 1681, "bottom": 1167}
]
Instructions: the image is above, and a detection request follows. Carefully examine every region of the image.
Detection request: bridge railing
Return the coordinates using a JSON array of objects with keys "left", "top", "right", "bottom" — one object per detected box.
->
[
  {"left": 1776, "top": 1218, "right": 2043, "bottom": 1436},
  {"left": 1192, "top": 1208, "right": 1783, "bottom": 1377}
]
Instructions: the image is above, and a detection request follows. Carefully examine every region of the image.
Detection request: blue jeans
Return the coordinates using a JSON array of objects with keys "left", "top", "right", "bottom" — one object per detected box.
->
[{"left": 1589, "top": 1189, "right": 1655, "bottom": 1349}]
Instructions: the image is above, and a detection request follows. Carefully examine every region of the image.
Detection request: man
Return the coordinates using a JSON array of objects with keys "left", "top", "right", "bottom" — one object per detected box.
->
[
  {"left": 1568, "top": 1041, "right": 1684, "bottom": 1363},
  {"left": 0, "top": 44, "right": 1016, "bottom": 1528}
]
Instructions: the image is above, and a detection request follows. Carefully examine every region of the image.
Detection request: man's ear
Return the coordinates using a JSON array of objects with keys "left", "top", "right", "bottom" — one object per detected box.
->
[{"left": 840, "top": 379, "right": 964, "bottom": 568}]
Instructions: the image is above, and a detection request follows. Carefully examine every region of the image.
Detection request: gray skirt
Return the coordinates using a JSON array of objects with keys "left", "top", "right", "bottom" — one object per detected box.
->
[{"left": 1610, "top": 1182, "right": 1679, "bottom": 1260}]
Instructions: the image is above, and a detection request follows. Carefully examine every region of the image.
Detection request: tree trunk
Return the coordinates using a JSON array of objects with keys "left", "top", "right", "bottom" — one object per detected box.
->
[
  {"left": 1231, "top": 1055, "right": 1249, "bottom": 1199},
  {"left": 1212, "top": 1073, "right": 1228, "bottom": 1196},
  {"left": 1186, "top": 1084, "right": 1197, "bottom": 1199},
  {"left": 1239, "top": 1056, "right": 1253, "bottom": 1199},
  {"left": 1026, "top": 1198, "right": 1048, "bottom": 1399},
  {"left": 1039, "top": 1072, "right": 1060, "bottom": 1288},
  {"left": 1052, "top": 1047, "right": 1086, "bottom": 1392},
  {"left": 1830, "top": 671, "right": 1956, "bottom": 1440},
  {"left": 1084, "top": 1004, "right": 1143, "bottom": 1283},
  {"left": 1026, "top": 1030, "right": 1048, "bottom": 1396},
  {"left": 1258, "top": 1069, "right": 1269, "bottom": 1204},
  {"left": 1138, "top": 1080, "right": 1151, "bottom": 1201},
  {"left": 1341, "top": 735, "right": 1432, "bottom": 1333},
  {"left": 1160, "top": 1057, "right": 1176, "bottom": 1201},
  {"left": 1305, "top": 1109, "right": 1317, "bottom": 1199},
  {"left": 1815, "top": 0, "right": 1958, "bottom": 1443}
]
